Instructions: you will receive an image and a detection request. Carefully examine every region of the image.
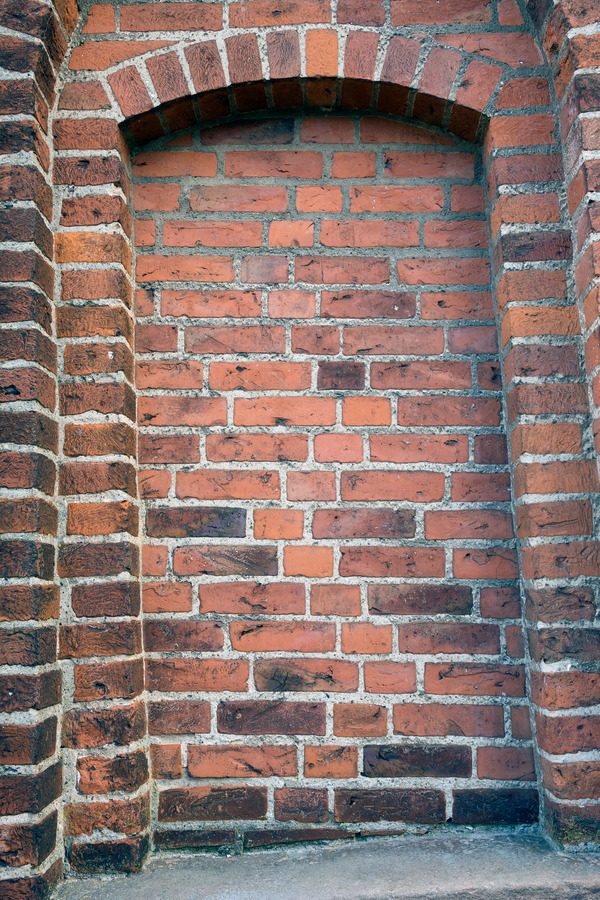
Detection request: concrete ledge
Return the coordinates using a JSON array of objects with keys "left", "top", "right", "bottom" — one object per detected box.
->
[{"left": 55, "top": 831, "right": 600, "bottom": 900}]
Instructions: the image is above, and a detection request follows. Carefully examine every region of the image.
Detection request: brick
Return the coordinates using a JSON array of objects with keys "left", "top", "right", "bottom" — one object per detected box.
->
[
  {"left": 173, "top": 545, "right": 277, "bottom": 576},
  {"left": 351, "top": 185, "right": 444, "bottom": 214},
  {"left": 148, "top": 701, "right": 210, "bottom": 735},
  {"left": 176, "top": 469, "right": 279, "bottom": 500},
  {"left": 225, "top": 151, "right": 322, "bottom": 178},
  {"left": 77, "top": 750, "right": 148, "bottom": 795},
  {"left": 235, "top": 397, "right": 335, "bottom": 427},
  {"left": 370, "top": 434, "right": 468, "bottom": 464},
  {"left": 144, "top": 621, "right": 223, "bottom": 653},
  {"left": 284, "top": 545, "right": 334, "bottom": 577},
  {"left": 62, "top": 702, "right": 146, "bottom": 749},
  {"left": 255, "top": 658, "right": 357, "bottom": 692},
  {"left": 372, "top": 361, "right": 471, "bottom": 391},
  {"left": 186, "top": 326, "right": 285, "bottom": 354},
  {"left": 0, "top": 584, "right": 58, "bottom": 622},
  {"left": 477, "top": 747, "right": 536, "bottom": 781},
  {"left": 70, "top": 40, "right": 173, "bottom": 71},
  {"left": 200, "top": 582, "right": 304, "bottom": 615},
  {"left": 275, "top": 787, "right": 328, "bottom": 822},
  {"left": 397, "top": 257, "right": 489, "bottom": 286},
  {"left": 365, "top": 744, "right": 471, "bottom": 778},
  {"left": 364, "top": 662, "right": 416, "bottom": 694},
  {"left": 340, "top": 547, "right": 445, "bottom": 578},
  {"left": 425, "top": 510, "right": 513, "bottom": 541},
  {"left": 121, "top": 3, "right": 221, "bottom": 31},
  {"left": 72, "top": 582, "right": 140, "bottom": 618},
  {"left": 137, "top": 255, "right": 233, "bottom": 282},
  {"left": 341, "top": 623, "right": 393, "bottom": 654},
  {"left": 313, "top": 509, "right": 414, "bottom": 540},
  {"left": 147, "top": 659, "right": 248, "bottom": 693},
  {"left": 398, "top": 623, "right": 500, "bottom": 655},
  {"left": 189, "top": 745, "right": 297, "bottom": 778},
  {"left": 159, "top": 786, "right": 267, "bottom": 821},
  {"left": 369, "top": 584, "right": 472, "bottom": 616},
  {"left": 341, "top": 471, "right": 444, "bottom": 502},
  {"left": 334, "top": 703, "right": 387, "bottom": 736},
  {"left": 452, "top": 789, "right": 538, "bottom": 825},
  {"left": 0, "top": 763, "right": 61, "bottom": 816},
  {"left": 425, "top": 664, "right": 525, "bottom": 697},
  {"left": 335, "top": 789, "right": 444, "bottom": 823},
  {"left": 343, "top": 326, "right": 443, "bottom": 355},
  {"left": 74, "top": 659, "right": 144, "bottom": 702},
  {"left": 0, "top": 671, "right": 61, "bottom": 713},
  {"left": 164, "top": 220, "right": 260, "bottom": 247},
  {"left": 314, "top": 433, "right": 363, "bottom": 462},
  {"left": 394, "top": 703, "right": 504, "bottom": 737},
  {"left": 310, "top": 584, "right": 361, "bottom": 617},
  {"left": 397, "top": 397, "right": 500, "bottom": 427},
  {"left": 480, "top": 587, "right": 521, "bottom": 619},
  {"left": 230, "top": 621, "right": 334, "bottom": 653},
  {"left": 60, "top": 621, "right": 141, "bottom": 659},
  {"left": 542, "top": 760, "right": 600, "bottom": 802},
  {"left": 218, "top": 701, "right": 326, "bottom": 735},
  {"left": 142, "top": 582, "right": 192, "bottom": 614},
  {"left": 453, "top": 548, "right": 518, "bottom": 580},
  {"left": 206, "top": 434, "right": 308, "bottom": 462},
  {"left": 0, "top": 812, "right": 57, "bottom": 868},
  {"left": 156, "top": 829, "right": 236, "bottom": 850},
  {"left": 66, "top": 795, "right": 149, "bottom": 837},
  {"left": 297, "top": 256, "right": 389, "bottom": 284},
  {"left": 0, "top": 719, "right": 56, "bottom": 765},
  {"left": 287, "top": 471, "right": 336, "bottom": 501},
  {"left": 0, "top": 542, "right": 54, "bottom": 581}
]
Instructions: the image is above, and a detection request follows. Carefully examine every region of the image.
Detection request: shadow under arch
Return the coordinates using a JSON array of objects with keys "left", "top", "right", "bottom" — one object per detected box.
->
[{"left": 121, "top": 75, "right": 492, "bottom": 150}]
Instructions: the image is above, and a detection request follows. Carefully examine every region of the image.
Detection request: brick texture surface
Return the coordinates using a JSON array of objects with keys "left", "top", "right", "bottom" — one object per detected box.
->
[{"left": 1, "top": 0, "right": 599, "bottom": 891}]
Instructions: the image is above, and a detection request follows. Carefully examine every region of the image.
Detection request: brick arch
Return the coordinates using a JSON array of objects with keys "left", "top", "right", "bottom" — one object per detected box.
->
[
  {"left": 66, "top": 30, "right": 511, "bottom": 145},
  {"left": 1, "top": 0, "right": 599, "bottom": 894}
]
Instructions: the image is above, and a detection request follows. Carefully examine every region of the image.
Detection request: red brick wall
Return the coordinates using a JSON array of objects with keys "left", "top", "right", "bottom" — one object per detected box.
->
[
  {"left": 0, "top": 0, "right": 599, "bottom": 892},
  {"left": 133, "top": 113, "right": 538, "bottom": 847}
]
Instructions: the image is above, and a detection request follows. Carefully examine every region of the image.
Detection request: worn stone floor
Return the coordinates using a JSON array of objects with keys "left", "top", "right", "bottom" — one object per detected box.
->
[{"left": 55, "top": 830, "right": 600, "bottom": 899}]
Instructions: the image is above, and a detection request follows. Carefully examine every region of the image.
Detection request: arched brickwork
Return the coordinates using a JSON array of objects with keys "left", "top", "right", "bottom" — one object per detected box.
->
[{"left": 0, "top": 1, "right": 598, "bottom": 895}]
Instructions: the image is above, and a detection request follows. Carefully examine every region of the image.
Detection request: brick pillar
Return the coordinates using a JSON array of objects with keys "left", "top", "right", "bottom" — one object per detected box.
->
[
  {"left": 0, "top": 1, "right": 76, "bottom": 896},
  {"left": 485, "top": 0, "right": 600, "bottom": 849},
  {"left": 53, "top": 86, "right": 150, "bottom": 873}
]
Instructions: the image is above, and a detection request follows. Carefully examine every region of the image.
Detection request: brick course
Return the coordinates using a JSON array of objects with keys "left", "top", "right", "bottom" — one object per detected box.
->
[{"left": 0, "top": 0, "right": 599, "bottom": 892}]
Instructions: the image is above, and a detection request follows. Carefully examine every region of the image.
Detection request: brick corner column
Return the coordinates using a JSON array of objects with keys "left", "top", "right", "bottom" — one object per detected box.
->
[
  {"left": 54, "top": 89, "right": 150, "bottom": 874},
  {"left": 495, "top": 0, "right": 600, "bottom": 850}
]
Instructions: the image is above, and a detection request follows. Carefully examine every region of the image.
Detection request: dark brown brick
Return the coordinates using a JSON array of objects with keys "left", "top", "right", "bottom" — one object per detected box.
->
[
  {"left": 0, "top": 812, "right": 57, "bottom": 868},
  {"left": 335, "top": 788, "right": 445, "bottom": 823},
  {"left": 0, "top": 670, "right": 60, "bottom": 713},
  {"left": 69, "top": 835, "right": 149, "bottom": 875},
  {"left": 146, "top": 507, "right": 246, "bottom": 538},
  {"left": 58, "top": 542, "right": 138, "bottom": 578},
  {"left": 0, "top": 717, "right": 56, "bottom": 765},
  {"left": 363, "top": 745, "right": 471, "bottom": 778},
  {"left": 159, "top": 786, "right": 267, "bottom": 821},
  {"left": 452, "top": 789, "right": 539, "bottom": 825},
  {"left": 72, "top": 581, "right": 140, "bottom": 618},
  {"left": 218, "top": 700, "right": 326, "bottom": 735},
  {"left": 154, "top": 829, "right": 236, "bottom": 850},
  {"left": 0, "top": 762, "right": 61, "bottom": 815}
]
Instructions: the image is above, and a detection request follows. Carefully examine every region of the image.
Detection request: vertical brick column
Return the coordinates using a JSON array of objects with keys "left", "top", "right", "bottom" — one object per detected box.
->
[
  {"left": 53, "top": 83, "right": 150, "bottom": 873},
  {"left": 0, "top": 1, "right": 75, "bottom": 896},
  {"left": 490, "top": 0, "right": 600, "bottom": 848}
]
